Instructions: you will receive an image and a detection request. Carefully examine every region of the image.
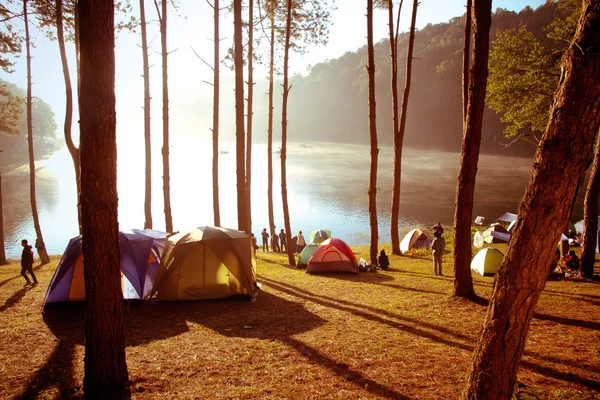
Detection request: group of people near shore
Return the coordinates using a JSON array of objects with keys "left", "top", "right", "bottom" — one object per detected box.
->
[{"left": 252, "top": 228, "right": 307, "bottom": 255}]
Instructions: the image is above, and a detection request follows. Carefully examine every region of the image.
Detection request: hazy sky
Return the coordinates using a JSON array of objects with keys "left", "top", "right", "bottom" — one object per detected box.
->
[{"left": 1, "top": 0, "right": 545, "bottom": 145}]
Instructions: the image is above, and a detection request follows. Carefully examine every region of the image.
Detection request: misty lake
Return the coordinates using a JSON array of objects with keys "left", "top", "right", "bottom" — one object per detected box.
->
[{"left": 2, "top": 140, "right": 586, "bottom": 258}]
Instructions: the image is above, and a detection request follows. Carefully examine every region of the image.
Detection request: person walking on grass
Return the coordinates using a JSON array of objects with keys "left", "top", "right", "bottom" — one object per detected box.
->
[
  {"left": 296, "top": 230, "right": 306, "bottom": 253},
  {"left": 431, "top": 230, "right": 445, "bottom": 276},
  {"left": 21, "top": 239, "right": 38, "bottom": 285},
  {"left": 261, "top": 228, "right": 270, "bottom": 252},
  {"left": 279, "top": 229, "right": 287, "bottom": 252}
]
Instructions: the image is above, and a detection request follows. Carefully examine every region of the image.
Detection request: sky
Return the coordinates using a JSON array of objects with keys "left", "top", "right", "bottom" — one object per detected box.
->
[{"left": 0, "top": 0, "right": 546, "bottom": 146}]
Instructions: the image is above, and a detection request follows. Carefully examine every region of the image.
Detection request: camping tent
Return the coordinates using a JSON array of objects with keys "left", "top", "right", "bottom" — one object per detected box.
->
[
  {"left": 151, "top": 226, "right": 256, "bottom": 301},
  {"left": 496, "top": 212, "right": 518, "bottom": 228},
  {"left": 310, "top": 229, "right": 331, "bottom": 244},
  {"left": 44, "top": 231, "right": 161, "bottom": 304},
  {"left": 399, "top": 229, "right": 433, "bottom": 254},
  {"left": 297, "top": 242, "right": 319, "bottom": 268},
  {"left": 482, "top": 224, "right": 510, "bottom": 243},
  {"left": 471, "top": 247, "right": 504, "bottom": 276},
  {"left": 306, "top": 238, "right": 358, "bottom": 274},
  {"left": 574, "top": 220, "right": 584, "bottom": 234},
  {"left": 132, "top": 229, "right": 168, "bottom": 255}
]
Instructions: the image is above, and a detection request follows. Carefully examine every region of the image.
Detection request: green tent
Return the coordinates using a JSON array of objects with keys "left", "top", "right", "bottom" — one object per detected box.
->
[
  {"left": 297, "top": 243, "right": 319, "bottom": 268},
  {"left": 470, "top": 247, "right": 504, "bottom": 276}
]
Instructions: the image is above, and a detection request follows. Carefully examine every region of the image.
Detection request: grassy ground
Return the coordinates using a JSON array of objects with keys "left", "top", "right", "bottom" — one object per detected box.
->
[{"left": 0, "top": 242, "right": 599, "bottom": 399}]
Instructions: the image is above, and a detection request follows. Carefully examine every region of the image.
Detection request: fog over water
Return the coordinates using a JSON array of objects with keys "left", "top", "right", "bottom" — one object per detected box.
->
[{"left": 3, "top": 140, "right": 585, "bottom": 258}]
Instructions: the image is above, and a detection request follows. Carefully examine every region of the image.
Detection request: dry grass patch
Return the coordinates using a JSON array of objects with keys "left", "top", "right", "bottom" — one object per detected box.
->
[{"left": 0, "top": 245, "right": 599, "bottom": 399}]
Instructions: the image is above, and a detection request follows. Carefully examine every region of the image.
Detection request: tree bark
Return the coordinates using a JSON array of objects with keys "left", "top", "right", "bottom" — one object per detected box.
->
[
  {"left": 391, "top": 0, "right": 418, "bottom": 257},
  {"left": 452, "top": 0, "right": 490, "bottom": 300},
  {"left": 367, "top": 0, "right": 378, "bottom": 266},
  {"left": 581, "top": 130, "right": 600, "bottom": 278},
  {"left": 462, "top": 0, "right": 472, "bottom": 122},
  {"left": 158, "top": 0, "right": 173, "bottom": 233},
  {"left": 267, "top": 4, "right": 275, "bottom": 240},
  {"left": 0, "top": 169, "right": 6, "bottom": 265},
  {"left": 463, "top": 2, "right": 600, "bottom": 397},
  {"left": 281, "top": 0, "right": 295, "bottom": 266},
  {"left": 234, "top": 0, "right": 248, "bottom": 233},
  {"left": 24, "top": 0, "right": 50, "bottom": 265},
  {"left": 56, "top": 0, "right": 81, "bottom": 233},
  {"left": 140, "top": 0, "right": 152, "bottom": 230},
  {"left": 212, "top": 0, "right": 221, "bottom": 227},
  {"left": 79, "top": 0, "right": 130, "bottom": 396},
  {"left": 246, "top": 0, "right": 254, "bottom": 233},
  {"left": 389, "top": 0, "right": 401, "bottom": 255}
]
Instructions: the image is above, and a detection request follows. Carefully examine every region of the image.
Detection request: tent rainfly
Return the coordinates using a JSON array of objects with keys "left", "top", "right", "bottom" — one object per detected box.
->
[
  {"left": 309, "top": 229, "right": 332, "bottom": 244},
  {"left": 399, "top": 229, "right": 433, "bottom": 254},
  {"left": 298, "top": 242, "right": 319, "bottom": 268},
  {"left": 151, "top": 226, "right": 256, "bottom": 301},
  {"left": 44, "top": 231, "right": 161, "bottom": 305},
  {"left": 306, "top": 238, "right": 358, "bottom": 274},
  {"left": 471, "top": 247, "right": 504, "bottom": 276}
]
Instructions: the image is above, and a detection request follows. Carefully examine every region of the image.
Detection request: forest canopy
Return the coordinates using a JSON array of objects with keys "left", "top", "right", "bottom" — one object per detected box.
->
[{"left": 281, "top": 0, "right": 575, "bottom": 157}]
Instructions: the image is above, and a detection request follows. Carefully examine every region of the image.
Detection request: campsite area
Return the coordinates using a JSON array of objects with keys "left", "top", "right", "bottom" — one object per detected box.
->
[{"left": 1, "top": 242, "right": 599, "bottom": 399}]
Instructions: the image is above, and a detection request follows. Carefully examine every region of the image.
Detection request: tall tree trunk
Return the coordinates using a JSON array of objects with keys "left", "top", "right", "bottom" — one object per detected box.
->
[
  {"left": 581, "top": 130, "right": 600, "bottom": 278},
  {"left": 463, "top": 3, "right": 600, "bottom": 398},
  {"left": 267, "top": 6, "right": 275, "bottom": 240},
  {"left": 24, "top": 0, "right": 50, "bottom": 265},
  {"left": 462, "top": 0, "right": 472, "bottom": 122},
  {"left": 391, "top": 0, "right": 418, "bottom": 257},
  {"left": 234, "top": 0, "right": 248, "bottom": 233},
  {"left": 212, "top": 0, "right": 221, "bottom": 227},
  {"left": 389, "top": 0, "right": 400, "bottom": 255},
  {"left": 366, "top": 0, "right": 378, "bottom": 266},
  {"left": 0, "top": 169, "right": 5, "bottom": 265},
  {"left": 452, "top": 0, "right": 490, "bottom": 300},
  {"left": 281, "top": 0, "right": 295, "bottom": 266},
  {"left": 79, "top": 0, "right": 130, "bottom": 396},
  {"left": 156, "top": 0, "right": 173, "bottom": 233},
  {"left": 57, "top": 0, "right": 81, "bottom": 233},
  {"left": 246, "top": 0, "right": 254, "bottom": 233},
  {"left": 140, "top": 0, "right": 152, "bottom": 229}
]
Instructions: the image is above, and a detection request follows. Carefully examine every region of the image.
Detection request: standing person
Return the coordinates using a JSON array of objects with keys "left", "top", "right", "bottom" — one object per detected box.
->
[
  {"left": 261, "top": 228, "right": 269, "bottom": 252},
  {"left": 431, "top": 230, "right": 446, "bottom": 276},
  {"left": 20, "top": 239, "right": 38, "bottom": 285},
  {"left": 279, "top": 229, "right": 287, "bottom": 252},
  {"left": 251, "top": 233, "right": 258, "bottom": 255},
  {"left": 296, "top": 230, "right": 306, "bottom": 253},
  {"left": 272, "top": 232, "right": 281, "bottom": 253}
]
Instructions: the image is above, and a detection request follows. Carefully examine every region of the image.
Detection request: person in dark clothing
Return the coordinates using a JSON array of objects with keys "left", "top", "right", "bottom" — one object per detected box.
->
[
  {"left": 279, "top": 229, "right": 287, "bottom": 252},
  {"left": 563, "top": 250, "right": 580, "bottom": 271},
  {"left": 272, "top": 233, "right": 281, "bottom": 253},
  {"left": 251, "top": 233, "right": 259, "bottom": 255},
  {"left": 21, "top": 239, "right": 38, "bottom": 285},
  {"left": 377, "top": 249, "right": 389, "bottom": 270},
  {"left": 261, "top": 228, "right": 269, "bottom": 252}
]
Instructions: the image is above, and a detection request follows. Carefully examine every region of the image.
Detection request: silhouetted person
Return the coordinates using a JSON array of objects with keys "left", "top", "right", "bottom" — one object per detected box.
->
[
  {"left": 21, "top": 239, "right": 38, "bottom": 285},
  {"left": 377, "top": 249, "right": 389, "bottom": 270},
  {"left": 431, "top": 231, "right": 446, "bottom": 276},
  {"left": 297, "top": 230, "right": 306, "bottom": 253},
  {"left": 261, "top": 228, "right": 269, "bottom": 252},
  {"left": 251, "top": 233, "right": 258, "bottom": 255},
  {"left": 272, "top": 232, "right": 281, "bottom": 253},
  {"left": 279, "top": 229, "right": 287, "bottom": 252}
]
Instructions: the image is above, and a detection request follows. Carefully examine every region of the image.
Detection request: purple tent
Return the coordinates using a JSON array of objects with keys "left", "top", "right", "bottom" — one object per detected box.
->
[{"left": 44, "top": 231, "right": 161, "bottom": 304}]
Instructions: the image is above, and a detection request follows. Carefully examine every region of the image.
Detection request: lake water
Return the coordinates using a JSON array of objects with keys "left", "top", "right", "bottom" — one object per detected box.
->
[{"left": 2, "top": 140, "right": 586, "bottom": 258}]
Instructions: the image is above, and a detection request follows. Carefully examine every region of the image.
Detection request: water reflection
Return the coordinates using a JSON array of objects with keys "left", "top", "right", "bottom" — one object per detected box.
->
[{"left": 2, "top": 140, "right": 585, "bottom": 258}]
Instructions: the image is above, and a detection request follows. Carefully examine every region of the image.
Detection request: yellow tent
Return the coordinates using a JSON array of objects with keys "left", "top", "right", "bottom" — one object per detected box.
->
[{"left": 151, "top": 227, "right": 256, "bottom": 301}]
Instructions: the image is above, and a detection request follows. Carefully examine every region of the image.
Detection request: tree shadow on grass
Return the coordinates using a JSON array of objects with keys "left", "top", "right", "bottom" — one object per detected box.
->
[
  {"left": 262, "top": 278, "right": 600, "bottom": 387},
  {"left": 305, "top": 271, "right": 394, "bottom": 284},
  {"left": 533, "top": 312, "right": 600, "bottom": 331},
  {"left": 189, "top": 291, "right": 410, "bottom": 399},
  {"left": 257, "top": 257, "right": 299, "bottom": 270},
  {"left": 0, "top": 285, "right": 33, "bottom": 312}
]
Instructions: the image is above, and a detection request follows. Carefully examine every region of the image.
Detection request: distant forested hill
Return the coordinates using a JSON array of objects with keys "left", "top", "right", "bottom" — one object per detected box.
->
[{"left": 281, "top": 1, "right": 571, "bottom": 157}]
